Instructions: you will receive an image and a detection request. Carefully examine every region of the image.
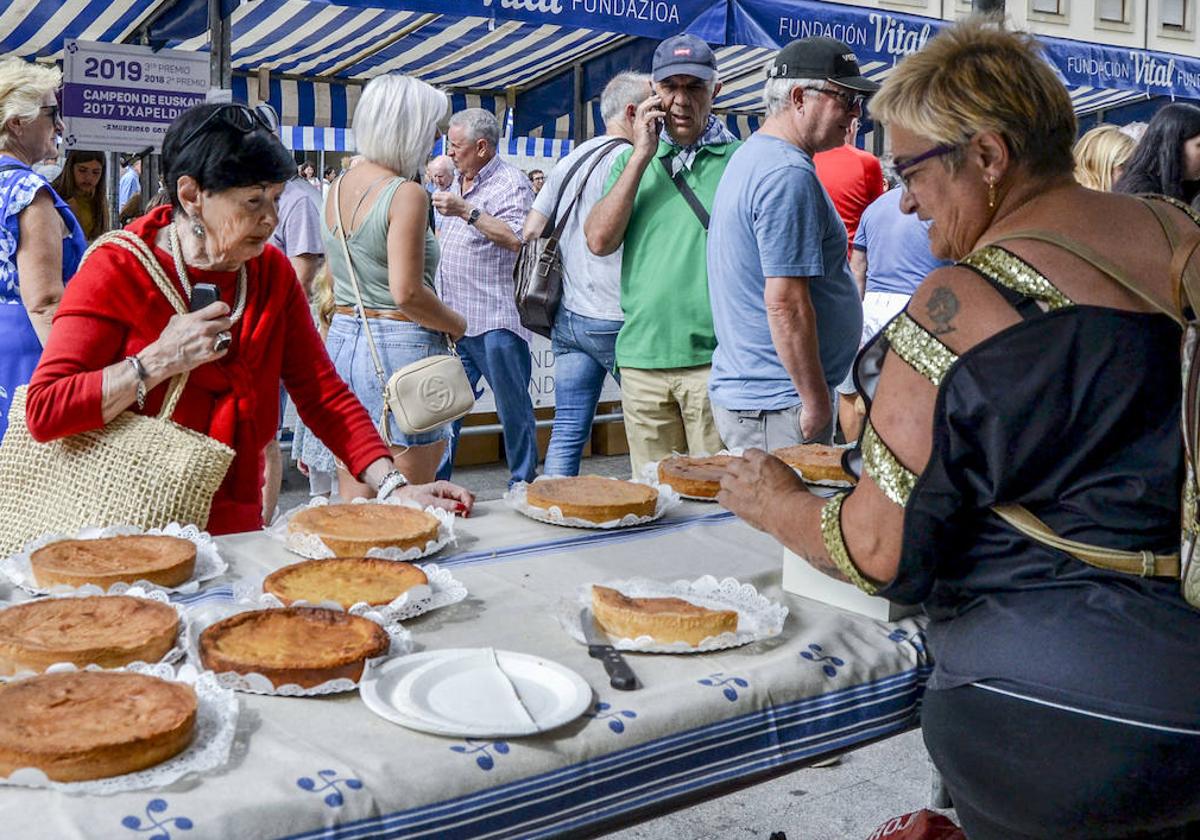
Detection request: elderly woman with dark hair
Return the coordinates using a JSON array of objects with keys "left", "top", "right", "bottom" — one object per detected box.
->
[
  {"left": 720, "top": 23, "right": 1200, "bottom": 838},
  {"left": 1114, "top": 102, "right": 1200, "bottom": 204},
  {"left": 24, "top": 102, "right": 473, "bottom": 534}
]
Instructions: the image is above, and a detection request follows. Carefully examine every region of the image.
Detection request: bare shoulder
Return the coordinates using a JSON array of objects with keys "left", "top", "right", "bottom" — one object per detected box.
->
[{"left": 906, "top": 264, "right": 1023, "bottom": 353}]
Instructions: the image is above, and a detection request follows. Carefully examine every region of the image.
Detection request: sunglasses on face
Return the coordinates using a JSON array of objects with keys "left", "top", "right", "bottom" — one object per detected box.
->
[
  {"left": 177, "top": 103, "right": 280, "bottom": 150},
  {"left": 888, "top": 143, "right": 960, "bottom": 189},
  {"left": 804, "top": 86, "right": 865, "bottom": 112}
]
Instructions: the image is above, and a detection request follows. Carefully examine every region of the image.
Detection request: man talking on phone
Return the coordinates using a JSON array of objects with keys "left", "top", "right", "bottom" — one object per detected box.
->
[{"left": 584, "top": 34, "right": 739, "bottom": 474}]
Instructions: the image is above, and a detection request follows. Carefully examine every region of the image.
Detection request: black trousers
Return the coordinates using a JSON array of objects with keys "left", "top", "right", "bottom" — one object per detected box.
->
[{"left": 921, "top": 685, "right": 1200, "bottom": 840}]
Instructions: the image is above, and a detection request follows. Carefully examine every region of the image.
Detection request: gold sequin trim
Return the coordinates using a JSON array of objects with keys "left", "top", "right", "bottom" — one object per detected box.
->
[
  {"left": 883, "top": 313, "right": 958, "bottom": 387},
  {"left": 1149, "top": 194, "right": 1200, "bottom": 228},
  {"left": 962, "top": 247, "right": 1074, "bottom": 310},
  {"left": 862, "top": 420, "right": 917, "bottom": 507},
  {"left": 820, "top": 492, "right": 878, "bottom": 596}
]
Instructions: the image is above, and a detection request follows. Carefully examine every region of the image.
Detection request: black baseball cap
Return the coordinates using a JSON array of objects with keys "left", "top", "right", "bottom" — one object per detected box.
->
[
  {"left": 766, "top": 37, "right": 880, "bottom": 94},
  {"left": 652, "top": 34, "right": 717, "bottom": 83}
]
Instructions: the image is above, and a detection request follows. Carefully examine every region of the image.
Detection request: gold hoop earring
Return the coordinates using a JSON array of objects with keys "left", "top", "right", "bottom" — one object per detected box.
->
[{"left": 987, "top": 178, "right": 997, "bottom": 211}]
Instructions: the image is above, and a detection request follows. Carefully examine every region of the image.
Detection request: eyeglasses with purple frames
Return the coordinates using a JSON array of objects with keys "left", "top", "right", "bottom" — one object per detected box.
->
[{"left": 890, "top": 143, "right": 959, "bottom": 188}]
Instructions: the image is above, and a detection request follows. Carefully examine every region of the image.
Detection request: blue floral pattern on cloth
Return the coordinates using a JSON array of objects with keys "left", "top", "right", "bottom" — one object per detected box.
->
[
  {"left": 0, "top": 161, "right": 50, "bottom": 302},
  {"left": 120, "top": 798, "right": 193, "bottom": 838},
  {"left": 297, "top": 769, "right": 364, "bottom": 807},
  {"left": 698, "top": 673, "right": 750, "bottom": 702},
  {"left": 800, "top": 643, "right": 846, "bottom": 678},
  {"left": 450, "top": 739, "right": 510, "bottom": 771},
  {"left": 885, "top": 627, "right": 927, "bottom": 656},
  {"left": 584, "top": 701, "right": 638, "bottom": 733}
]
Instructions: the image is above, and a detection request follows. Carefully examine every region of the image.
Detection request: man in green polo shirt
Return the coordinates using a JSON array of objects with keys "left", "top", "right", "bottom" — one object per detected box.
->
[{"left": 585, "top": 34, "right": 740, "bottom": 473}]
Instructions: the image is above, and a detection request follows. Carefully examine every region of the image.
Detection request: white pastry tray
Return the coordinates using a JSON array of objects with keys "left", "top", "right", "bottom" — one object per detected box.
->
[
  {"left": 235, "top": 561, "right": 467, "bottom": 624},
  {"left": 267, "top": 497, "right": 456, "bottom": 560},
  {"left": 0, "top": 523, "right": 227, "bottom": 596},
  {"left": 0, "top": 586, "right": 189, "bottom": 680},
  {"left": 0, "top": 662, "right": 238, "bottom": 796},
  {"left": 558, "top": 575, "right": 788, "bottom": 653},
  {"left": 505, "top": 476, "right": 681, "bottom": 529},
  {"left": 184, "top": 597, "right": 412, "bottom": 696}
]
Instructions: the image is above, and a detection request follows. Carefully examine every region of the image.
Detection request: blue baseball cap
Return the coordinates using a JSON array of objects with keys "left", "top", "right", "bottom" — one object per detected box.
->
[{"left": 652, "top": 34, "right": 717, "bottom": 83}]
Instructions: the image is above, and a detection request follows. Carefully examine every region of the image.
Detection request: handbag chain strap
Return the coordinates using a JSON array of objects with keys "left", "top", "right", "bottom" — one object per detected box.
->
[
  {"left": 333, "top": 174, "right": 392, "bottom": 392},
  {"left": 79, "top": 229, "right": 197, "bottom": 420}
]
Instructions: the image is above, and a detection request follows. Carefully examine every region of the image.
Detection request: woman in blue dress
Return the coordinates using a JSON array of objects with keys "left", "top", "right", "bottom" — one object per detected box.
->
[{"left": 0, "top": 58, "right": 86, "bottom": 440}]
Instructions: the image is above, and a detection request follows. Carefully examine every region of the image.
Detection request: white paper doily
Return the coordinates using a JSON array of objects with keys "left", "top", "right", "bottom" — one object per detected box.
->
[
  {"left": 558, "top": 575, "right": 788, "bottom": 653},
  {"left": 1, "top": 523, "right": 227, "bottom": 596},
  {"left": 0, "top": 586, "right": 190, "bottom": 680},
  {"left": 505, "top": 477, "right": 681, "bottom": 529},
  {"left": 267, "top": 497, "right": 457, "bottom": 560},
  {"left": 237, "top": 561, "right": 467, "bottom": 624},
  {"left": 641, "top": 449, "right": 744, "bottom": 502},
  {"left": 0, "top": 661, "right": 239, "bottom": 795},
  {"left": 185, "top": 599, "right": 413, "bottom": 696}
]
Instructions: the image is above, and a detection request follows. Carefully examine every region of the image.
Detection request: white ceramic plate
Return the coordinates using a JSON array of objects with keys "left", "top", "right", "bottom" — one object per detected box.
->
[{"left": 360, "top": 649, "right": 592, "bottom": 738}]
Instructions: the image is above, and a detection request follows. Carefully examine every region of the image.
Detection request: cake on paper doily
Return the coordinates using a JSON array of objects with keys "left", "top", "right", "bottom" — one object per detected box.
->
[
  {"left": 656, "top": 454, "right": 736, "bottom": 499},
  {"left": 591, "top": 584, "right": 738, "bottom": 646},
  {"left": 0, "top": 596, "right": 179, "bottom": 675},
  {"left": 263, "top": 558, "right": 429, "bottom": 610},
  {"left": 199, "top": 606, "right": 390, "bottom": 689},
  {"left": 29, "top": 535, "right": 196, "bottom": 589},
  {"left": 0, "top": 670, "right": 196, "bottom": 782},
  {"left": 526, "top": 476, "right": 658, "bottom": 523},
  {"left": 771, "top": 444, "right": 854, "bottom": 485},
  {"left": 287, "top": 504, "right": 441, "bottom": 557}
]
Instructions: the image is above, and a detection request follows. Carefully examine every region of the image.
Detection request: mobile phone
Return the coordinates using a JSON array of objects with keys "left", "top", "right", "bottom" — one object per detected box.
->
[{"left": 190, "top": 283, "right": 220, "bottom": 313}]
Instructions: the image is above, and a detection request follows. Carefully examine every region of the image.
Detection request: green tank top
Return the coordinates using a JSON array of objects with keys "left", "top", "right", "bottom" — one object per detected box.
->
[{"left": 325, "top": 176, "right": 440, "bottom": 310}]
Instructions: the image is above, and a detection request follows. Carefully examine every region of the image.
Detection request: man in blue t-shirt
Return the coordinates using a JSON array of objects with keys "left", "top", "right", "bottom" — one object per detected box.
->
[{"left": 707, "top": 37, "right": 873, "bottom": 450}]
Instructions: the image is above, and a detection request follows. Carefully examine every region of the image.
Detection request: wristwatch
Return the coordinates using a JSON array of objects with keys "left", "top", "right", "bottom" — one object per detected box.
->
[{"left": 466, "top": 206, "right": 482, "bottom": 226}]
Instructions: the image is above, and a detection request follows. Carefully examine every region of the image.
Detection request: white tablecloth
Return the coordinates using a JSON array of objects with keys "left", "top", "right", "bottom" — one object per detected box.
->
[{"left": 0, "top": 501, "right": 928, "bottom": 839}]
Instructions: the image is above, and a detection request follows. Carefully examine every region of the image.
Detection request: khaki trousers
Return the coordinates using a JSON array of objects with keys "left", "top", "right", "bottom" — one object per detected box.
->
[{"left": 619, "top": 365, "right": 723, "bottom": 474}]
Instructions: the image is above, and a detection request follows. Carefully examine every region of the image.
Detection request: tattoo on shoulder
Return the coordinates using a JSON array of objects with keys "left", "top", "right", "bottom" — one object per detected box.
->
[{"left": 926, "top": 286, "right": 960, "bottom": 335}]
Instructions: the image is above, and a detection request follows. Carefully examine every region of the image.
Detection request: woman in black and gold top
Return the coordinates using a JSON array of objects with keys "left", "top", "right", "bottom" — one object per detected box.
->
[{"left": 720, "top": 23, "right": 1200, "bottom": 839}]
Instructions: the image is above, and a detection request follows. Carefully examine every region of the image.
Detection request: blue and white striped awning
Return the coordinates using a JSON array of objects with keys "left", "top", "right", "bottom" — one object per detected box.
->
[{"left": 0, "top": 0, "right": 167, "bottom": 59}]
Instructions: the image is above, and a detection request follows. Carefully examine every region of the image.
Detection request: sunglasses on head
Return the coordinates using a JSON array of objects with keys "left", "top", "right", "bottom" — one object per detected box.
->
[{"left": 177, "top": 103, "right": 279, "bottom": 150}]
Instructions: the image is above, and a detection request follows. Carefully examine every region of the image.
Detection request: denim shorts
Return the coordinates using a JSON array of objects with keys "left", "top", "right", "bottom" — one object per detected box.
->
[{"left": 325, "top": 313, "right": 453, "bottom": 448}]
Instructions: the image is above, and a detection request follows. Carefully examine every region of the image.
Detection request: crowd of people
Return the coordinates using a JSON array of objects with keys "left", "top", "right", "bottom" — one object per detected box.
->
[{"left": 2, "top": 19, "right": 1200, "bottom": 835}]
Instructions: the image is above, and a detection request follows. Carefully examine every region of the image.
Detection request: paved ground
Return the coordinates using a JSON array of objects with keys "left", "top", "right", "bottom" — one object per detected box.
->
[{"left": 276, "top": 454, "right": 948, "bottom": 839}]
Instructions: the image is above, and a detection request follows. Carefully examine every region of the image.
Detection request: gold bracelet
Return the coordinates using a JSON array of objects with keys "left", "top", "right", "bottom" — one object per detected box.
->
[{"left": 819, "top": 491, "right": 878, "bottom": 595}]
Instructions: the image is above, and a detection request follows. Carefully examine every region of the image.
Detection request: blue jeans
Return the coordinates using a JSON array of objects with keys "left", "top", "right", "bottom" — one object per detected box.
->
[
  {"left": 542, "top": 308, "right": 622, "bottom": 476},
  {"left": 437, "top": 328, "right": 538, "bottom": 485}
]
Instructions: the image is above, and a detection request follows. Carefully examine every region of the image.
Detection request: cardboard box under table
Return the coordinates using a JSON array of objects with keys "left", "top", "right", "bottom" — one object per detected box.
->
[{"left": 0, "top": 501, "right": 929, "bottom": 839}]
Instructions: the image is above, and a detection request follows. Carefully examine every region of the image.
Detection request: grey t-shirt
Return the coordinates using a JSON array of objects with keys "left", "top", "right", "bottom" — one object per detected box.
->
[
  {"left": 269, "top": 178, "right": 325, "bottom": 257},
  {"left": 530, "top": 136, "right": 630, "bottom": 322}
]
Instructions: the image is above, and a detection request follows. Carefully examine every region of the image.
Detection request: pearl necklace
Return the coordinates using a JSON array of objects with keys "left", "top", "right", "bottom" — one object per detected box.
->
[{"left": 168, "top": 223, "right": 247, "bottom": 323}]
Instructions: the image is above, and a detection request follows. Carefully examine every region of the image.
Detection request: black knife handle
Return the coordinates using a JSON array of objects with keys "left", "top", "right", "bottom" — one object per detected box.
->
[{"left": 590, "top": 645, "right": 638, "bottom": 691}]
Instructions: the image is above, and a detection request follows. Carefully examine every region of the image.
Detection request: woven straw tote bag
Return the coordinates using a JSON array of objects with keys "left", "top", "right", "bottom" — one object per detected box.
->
[{"left": 0, "top": 231, "right": 236, "bottom": 557}]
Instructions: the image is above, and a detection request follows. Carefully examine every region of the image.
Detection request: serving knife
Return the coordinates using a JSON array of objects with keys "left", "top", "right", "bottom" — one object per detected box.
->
[{"left": 579, "top": 607, "right": 639, "bottom": 691}]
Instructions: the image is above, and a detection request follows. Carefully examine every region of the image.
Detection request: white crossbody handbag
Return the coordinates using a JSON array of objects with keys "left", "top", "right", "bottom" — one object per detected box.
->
[{"left": 332, "top": 176, "right": 474, "bottom": 441}]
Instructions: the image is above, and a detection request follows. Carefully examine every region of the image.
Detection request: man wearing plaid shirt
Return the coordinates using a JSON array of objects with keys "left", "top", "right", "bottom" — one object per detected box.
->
[{"left": 432, "top": 108, "right": 537, "bottom": 485}]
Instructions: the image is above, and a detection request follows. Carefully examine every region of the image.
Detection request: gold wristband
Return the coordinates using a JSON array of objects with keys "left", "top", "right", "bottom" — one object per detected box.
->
[{"left": 819, "top": 491, "right": 878, "bottom": 595}]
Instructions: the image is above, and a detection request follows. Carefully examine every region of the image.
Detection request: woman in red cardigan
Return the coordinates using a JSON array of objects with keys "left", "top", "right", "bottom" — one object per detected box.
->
[{"left": 25, "top": 103, "right": 473, "bottom": 535}]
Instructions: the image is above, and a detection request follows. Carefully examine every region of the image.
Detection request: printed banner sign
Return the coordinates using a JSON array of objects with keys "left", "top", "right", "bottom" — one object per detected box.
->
[
  {"left": 471, "top": 333, "right": 621, "bottom": 413},
  {"left": 62, "top": 39, "right": 209, "bottom": 154}
]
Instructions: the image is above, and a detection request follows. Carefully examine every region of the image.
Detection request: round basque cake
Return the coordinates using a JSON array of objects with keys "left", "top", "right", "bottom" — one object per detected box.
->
[
  {"left": 525, "top": 476, "right": 658, "bottom": 523},
  {"left": 656, "top": 454, "right": 736, "bottom": 499},
  {"left": 0, "top": 671, "right": 196, "bottom": 782},
  {"left": 771, "top": 444, "right": 854, "bottom": 485},
  {"left": 29, "top": 535, "right": 196, "bottom": 589},
  {"left": 591, "top": 585, "right": 738, "bottom": 646},
  {"left": 263, "top": 557, "right": 429, "bottom": 609},
  {"left": 288, "top": 504, "right": 440, "bottom": 557},
  {"left": 199, "top": 607, "right": 390, "bottom": 689},
  {"left": 0, "top": 596, "right": 179, "bottom": 675}
]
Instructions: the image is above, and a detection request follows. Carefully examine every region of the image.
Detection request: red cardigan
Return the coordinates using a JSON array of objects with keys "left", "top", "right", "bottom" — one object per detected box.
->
[{"left": 26, "top": 206, "right": 391, "bottom": 535}]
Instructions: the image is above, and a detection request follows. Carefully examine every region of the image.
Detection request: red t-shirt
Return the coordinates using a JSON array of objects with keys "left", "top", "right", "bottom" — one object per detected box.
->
[
  {"left": 26, "top": 205, "right": 390, "bottom": 535},
  {"left": 813, "top": 144, "right": 886, "bottom": 257}
]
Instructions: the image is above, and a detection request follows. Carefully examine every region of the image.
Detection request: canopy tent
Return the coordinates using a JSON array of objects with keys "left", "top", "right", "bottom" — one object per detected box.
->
[{"left": 4, "top": 0, "right": 1196, "bottom": 153}]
